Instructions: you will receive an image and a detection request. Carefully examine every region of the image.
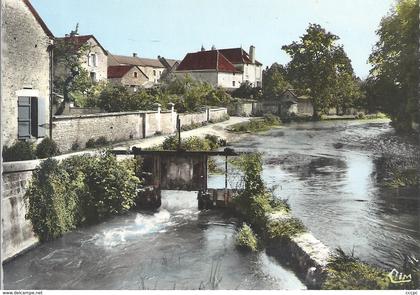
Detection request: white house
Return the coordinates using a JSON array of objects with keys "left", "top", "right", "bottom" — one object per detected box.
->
[
  {"left": 175, "top": 50, "right": 242, "bottom": 90},
  {"left": 175, "top": 46, "right": 262, "bottom": 89}
]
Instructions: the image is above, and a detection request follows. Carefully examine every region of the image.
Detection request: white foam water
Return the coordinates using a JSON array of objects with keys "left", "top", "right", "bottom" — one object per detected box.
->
[{"left": 92, "top": 190, "right": 199, "bottom": 247}]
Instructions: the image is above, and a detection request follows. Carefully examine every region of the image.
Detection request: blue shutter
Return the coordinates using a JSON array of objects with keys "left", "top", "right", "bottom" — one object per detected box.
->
[{"left": 18, "top": 97, "right": 31, "bottom": 139}]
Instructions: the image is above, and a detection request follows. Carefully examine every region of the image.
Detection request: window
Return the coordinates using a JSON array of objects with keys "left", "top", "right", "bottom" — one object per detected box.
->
[
  {"left": 134, "top": 72, "right": 138, "bottom": 78},
  {"left": 153, "top": 70, "right": 156, "bottom": 76},
  {"left": 88, "top": 53, "right": 97, "bottom": 67},
  {"left": 232, "top": 81, "right": 236, "bottom": 87},
  {"left": 18, "top": 96, "right": 46, "bottom": 139},
  {"left": 90, "top": 72, "right": 96, "bottom": 82}
]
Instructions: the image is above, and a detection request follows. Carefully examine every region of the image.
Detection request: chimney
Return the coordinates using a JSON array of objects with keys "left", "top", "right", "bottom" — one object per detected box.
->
[
  {"left": 133, "top": 53, "right": 138, "bottom": 57},
  {"left": 249, "top": 45, "right": 255, "bottom": 64},
  {"left": 201, "top": 45, "right": 205, "bottom": 51},
  {"left": 211, "top": 45, "right": 216, "bottom": 50}
]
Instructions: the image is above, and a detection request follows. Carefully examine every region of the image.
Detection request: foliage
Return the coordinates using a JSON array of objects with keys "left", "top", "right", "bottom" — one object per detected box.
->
[
  {"left": 24, "top": 153, "right": 141, "bottom": 241},
  {"left": 35, "top": 137, "right": 61, "bottom": 159},
  {"left": 231, "top": 81, "right": 263, "bottom": 100},
  {"left": 53, "top": 25, "right": 95, "bottom": 104},
  {"left": 2, "top": 141, "right": 36, "bottom": 162},
  {"left": 24, "top": 159, "right": 82, "bottom": 241},
  {"left": 262, "top": 63, "right": 291, "bottom": 100},
  {"left": 229, "top": 114, "right": 281, "bottom": 133},
  {"left": 367, "top": 0, "right": 419, "bottom": 133},
  {"left": 235, "top": 223, "right": 259, "bottom": 251},
  {"left": 266, "top": 218, "right": 306, "bottom": 240},
  {"left": 161, "top": 134, "right": 223, "bottom": 151},
  {"left": 85, "top": 136, "right": 110, "bottom": 148},
  {"left": 282, "top": 24, "right": 362, "bottom": 119},
  {"left": 323, "top": 248, "right": 390, "bottom": 290}
]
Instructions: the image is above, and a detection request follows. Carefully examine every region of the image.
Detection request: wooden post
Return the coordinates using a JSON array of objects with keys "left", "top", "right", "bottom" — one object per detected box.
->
[
  {"left": 224, "top": 155, "right": 228, "bottom": 205},
  {"left": 176, "top": 115, "right": 181, "bottom": 150}
]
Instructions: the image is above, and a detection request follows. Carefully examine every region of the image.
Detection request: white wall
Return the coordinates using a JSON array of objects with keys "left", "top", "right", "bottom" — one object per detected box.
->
[
  {"left": 242, "top": 64, "right": 262, "bottom": 87},
  {"left": 217, "top": 72, "right": 242, "bottom": 89},
  {"left": 80, "top": 37, "right": 108, "bottom": 82}
]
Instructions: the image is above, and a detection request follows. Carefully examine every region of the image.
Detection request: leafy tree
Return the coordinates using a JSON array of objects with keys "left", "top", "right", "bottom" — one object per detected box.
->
[
  {"left": 262, "top": 63, "right": 291, "bottom": 100},
  {"left": 53, "top": 24, "right": 97, "bottom": 106},
  {"left": 231, "top": 81, "right": 263, "bottom": 100},
  {"left": 282, "top": 24, "right": 360, "bottom": 118},
  {"left": 368, "top": 0, "right": 419, "bottom": 132}
]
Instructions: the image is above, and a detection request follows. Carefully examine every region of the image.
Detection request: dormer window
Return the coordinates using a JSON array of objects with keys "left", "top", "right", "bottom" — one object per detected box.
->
[{"left": 88, "top": 53, "right": 97, "bottom": 67}]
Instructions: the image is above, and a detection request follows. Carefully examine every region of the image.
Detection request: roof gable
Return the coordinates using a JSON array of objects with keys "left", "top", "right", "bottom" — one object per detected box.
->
[
  {"left": 23, "top": 0, "right": 54, "bottom": 38},
  {"left": 108, "top": 65, "right": 148, "bottom": 79},
  {"left": 218, "top": 48, "right": 262, "bottom": 66},
  {"left": 56, "top": 35, "right": 108, "bottom": 55},
  {"left": 108, "top": 54, "right": 144, "bottom": 66},
  {"left": 176, "top": 50, "right": 239, "bottom": 73}
]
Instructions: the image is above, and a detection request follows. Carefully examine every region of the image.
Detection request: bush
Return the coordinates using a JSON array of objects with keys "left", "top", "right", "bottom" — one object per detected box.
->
[
  {"left": 95, "top": 136, "right": 109, "bottom": 147},
  {"left": 235, "top": 223, "right": 259, "bottom": 251},
  {"left": 24, "top": 153, "right": 141, "bottom": 241},
  {"left": 322, "top": 248, "right": 390, "bottom": 290},
  {"left": 229, "top": 115, "right": 280, "bottom": 133},
  {"left": 35, "top": 137, "right": 61, "bottom": 159},
  {"left": 85, "top": 138, "right": 96, "bottom": 148},
  {"left": 71, "top": 141, "right": 81, "bottom": 151},
  {"left": 24, "top": 159, "right": 81, "bottom": 241},
  {"left": 267, "top": 217, "right": 306, "bottom": 240},
  {"left": 2, "top": 141, "right": 36, "bottom": 162}
]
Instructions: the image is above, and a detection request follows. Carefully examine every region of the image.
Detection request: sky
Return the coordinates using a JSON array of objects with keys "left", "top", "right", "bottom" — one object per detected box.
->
[{"left": 31, "top": 0, "right": 395, "bottom": 78}]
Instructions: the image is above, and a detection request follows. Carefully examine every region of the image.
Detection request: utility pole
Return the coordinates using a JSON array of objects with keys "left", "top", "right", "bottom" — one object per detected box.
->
[{"left": 176, "top": 115, "right": 181, "bottom": 150}]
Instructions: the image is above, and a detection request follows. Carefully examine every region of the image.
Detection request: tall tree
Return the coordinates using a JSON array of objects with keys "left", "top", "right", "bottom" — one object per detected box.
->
[
  {"left": 368, "top": 0, "right": 419, "bottom": 132},
  {"left": 262, "top": 63, "right": 291, "bottom": 100},
  {"left": 53, "top": 24, "right": 93, "bottom": 105},
  {"left": 282, "top": 24, "right": 360, "bottom": 118}
]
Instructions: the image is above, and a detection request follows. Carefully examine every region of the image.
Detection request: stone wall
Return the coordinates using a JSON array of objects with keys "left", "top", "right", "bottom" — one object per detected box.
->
[
  {"left": 2, "top": 160, "right": 40, "bottom": 262},
  {"left": 53, "top": 107, "right": 228, "bottom": 153},
  {"left": 2, "top": 0, "right": 52, "bottom": 146},
  {"left": 208, "top": 108, "right": 228, "bottom": 122},
  {"left": 53, "top": 112, "right": 145, "bottom": 152},
  {"left": 228, "top": 101, "right": 254, "bottom": 116}
]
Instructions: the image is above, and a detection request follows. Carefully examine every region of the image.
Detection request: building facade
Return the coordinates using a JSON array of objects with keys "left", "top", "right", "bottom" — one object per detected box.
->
[
  {"left": 175, "top": 46, "right": 262, "bottom": 89},
  {"left": 1, "top": 0, "right": 54, "bottom": 146},
  {"left": 175, "top": 50, "right": 242, "bottom": 90},
  {"left": 107, "top": 65, "right": 149, "bottom": 91},
  {"left": 55, "top": 35, "right": 108, "bottom": 83}
]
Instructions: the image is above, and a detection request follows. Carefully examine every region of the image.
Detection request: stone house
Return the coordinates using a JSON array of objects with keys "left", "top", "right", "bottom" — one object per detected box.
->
[
  {"left": 1, "top": 0, "right": 54, "bottom": 146},
  {"left": 278, "top": 89, "right": 314, "bottom": 117},
  {"left": 175, "top": 50, "right": 243, "bottom": 90},
  {"left": 219, "top": 46, "right": 263, "bottom": 87},
  {"left": 54, "top": 34, "right": 108, "bottom": 83},
  {"left": 107, "top": 65, "right": 149, "bottom": 92},
  {"left": 175, "top": 46, "right": 262, "bottom": 90},
  {"left": 108, "top": 53, "right": 179, "bottom": 87}
]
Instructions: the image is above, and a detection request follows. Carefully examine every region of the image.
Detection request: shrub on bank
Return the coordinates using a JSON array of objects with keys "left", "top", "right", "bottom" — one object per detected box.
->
[
  {"left": 25, "top": 153, "right": 141, "bottom": 241},
  {"left": 2, "top": 141, "right": 36, "bottom": 162},
  {"left": 235, "top": 223, "right": 259, "bottom": 252},
  {"left": 229, "top": 114, "right": 281, "bottom": 133},
  {"left": 322, "top": 249, "right": 390, "bottom": 290},
  {"left": 267, "top": 218, "right": 306, "bottom": 240},
  {"left": 35, "top": 137, "right": 61, "bottom": 159}
]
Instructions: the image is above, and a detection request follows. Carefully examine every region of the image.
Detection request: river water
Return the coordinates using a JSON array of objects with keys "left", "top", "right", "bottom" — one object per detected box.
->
[
  {"left": 4, "top": 119, "right": 419, "bottom": 289},
  {"left": 218, "top": 118, "right": 419, "bottom": 270}
]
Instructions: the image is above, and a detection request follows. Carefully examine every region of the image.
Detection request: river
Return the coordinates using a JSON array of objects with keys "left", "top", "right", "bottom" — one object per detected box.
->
[{"left": 3, "top": 118, "right": 419, "bottom": 289}]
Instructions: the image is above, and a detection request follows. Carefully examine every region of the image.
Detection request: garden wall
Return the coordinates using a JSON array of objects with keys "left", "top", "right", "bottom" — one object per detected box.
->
[{"left": 53, "top": 107, "right": 228, "bottom": 153}]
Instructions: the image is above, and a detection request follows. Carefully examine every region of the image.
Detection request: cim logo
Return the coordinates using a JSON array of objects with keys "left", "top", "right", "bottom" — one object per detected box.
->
[{"left": 387, "top": 268, "right": 412, "bottom": 284}]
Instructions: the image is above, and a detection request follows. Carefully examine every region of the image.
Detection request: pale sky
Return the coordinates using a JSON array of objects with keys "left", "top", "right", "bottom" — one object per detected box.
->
[{"left": 31, "top": 0, "right": 395, "bottom": 78}]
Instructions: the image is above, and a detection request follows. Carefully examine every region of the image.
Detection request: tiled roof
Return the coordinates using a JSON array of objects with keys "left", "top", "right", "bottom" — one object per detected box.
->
[
  {"left": 108, "top": 54, "right": 144, "bottom": 66},
  {"left": 107, "top": 65, "right": 148, "bottom": 79},
  {"left": 176, "top": 50, "right": 239, "bottom": 73},
  {"left": 23, "top": 0, "right": 54, "bottom": 38},
  {"left": 56, "top": 35, "right": 108, "bottom": 55},
  {"left": 219, "top": 48, "right": 262, "bottom": 66},
  {"left": 138, "top": 57, "right": 164, "bottom": 68}
]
